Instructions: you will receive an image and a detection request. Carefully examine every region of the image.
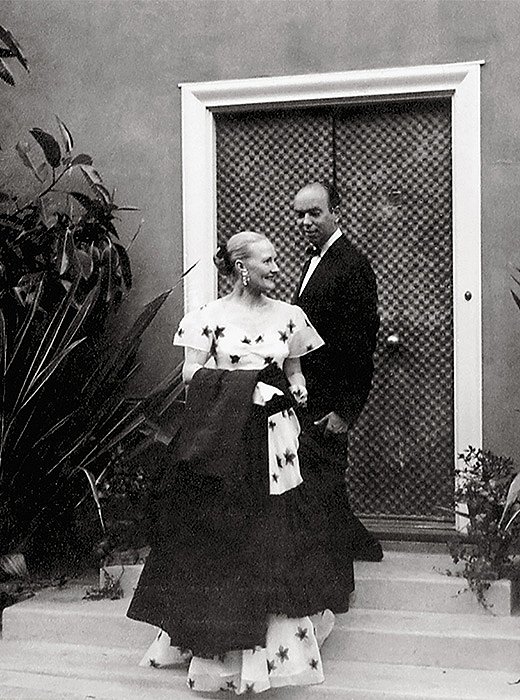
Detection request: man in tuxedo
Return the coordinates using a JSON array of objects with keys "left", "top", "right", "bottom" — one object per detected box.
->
[{"left": 293, "top": 181, "right": 383, "bottom": 561}]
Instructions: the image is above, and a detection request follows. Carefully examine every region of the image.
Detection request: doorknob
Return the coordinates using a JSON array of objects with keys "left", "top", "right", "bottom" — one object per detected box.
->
[{"left": 386, "top": 333, "right": 400, "bottom": 348}]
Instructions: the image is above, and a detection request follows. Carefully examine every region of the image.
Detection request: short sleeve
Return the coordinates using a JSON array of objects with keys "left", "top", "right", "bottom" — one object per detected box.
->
[
  {"left": 287, "top": 306, "right": 325, "bottom": 358},
  {"left": 173, "top": 307, "right": 213, "bottom": 352}
]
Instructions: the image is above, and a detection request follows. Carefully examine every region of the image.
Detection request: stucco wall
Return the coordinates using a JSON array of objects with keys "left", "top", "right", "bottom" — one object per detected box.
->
[{"left": 2, "top": 0, "right": 520, "bottom": 460}]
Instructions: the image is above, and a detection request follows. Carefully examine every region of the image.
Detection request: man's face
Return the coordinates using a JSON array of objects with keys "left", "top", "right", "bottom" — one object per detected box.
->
[{"left": 293, "top": 184, "right": 338, "bottom": 249}]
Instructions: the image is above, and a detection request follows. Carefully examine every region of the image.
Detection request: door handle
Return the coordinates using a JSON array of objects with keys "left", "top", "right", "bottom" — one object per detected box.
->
[{"left": 386, "top": 333, "right": 400, "bottom": 349}]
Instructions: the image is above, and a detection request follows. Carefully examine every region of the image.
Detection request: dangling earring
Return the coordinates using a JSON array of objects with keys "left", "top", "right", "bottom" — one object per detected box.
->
[{"left": 241, "top": 268, "right": 250, "bottom": 287}]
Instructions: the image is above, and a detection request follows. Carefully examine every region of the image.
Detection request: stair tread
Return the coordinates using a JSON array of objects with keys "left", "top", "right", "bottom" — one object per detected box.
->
[
  {"left": 1, "top": 639, "right": 520, "bottom": 699},
  {"left": 337, "top": 607, "right": 520, "bottom": 637}
]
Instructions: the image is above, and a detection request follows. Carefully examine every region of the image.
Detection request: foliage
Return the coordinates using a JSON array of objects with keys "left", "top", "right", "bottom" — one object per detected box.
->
[
  {"left": 0, "top": 25, "right": 29, "bottom": 87},
  {"left": 83, "top": 568, "right": 124, "bottom": 601},
  {"left": 0, "top": 24, "right": 187, "bottom": 571},
  {"left": 448, "top": 447, "right": 520, "bottom": 608},
  {"left": 0, "top": 118, "right": 135, "bottom": 323}
]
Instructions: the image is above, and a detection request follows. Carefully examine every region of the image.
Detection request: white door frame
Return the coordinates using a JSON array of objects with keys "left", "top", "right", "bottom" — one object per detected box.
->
[{"left": 180, "top": 62, "right": 483, "bottom": 528}]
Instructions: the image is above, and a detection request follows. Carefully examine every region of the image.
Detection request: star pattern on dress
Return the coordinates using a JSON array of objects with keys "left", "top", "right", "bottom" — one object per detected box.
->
[
  {"left": 255, "top": 334, "right": 264, "bottom": 343},
  {"left": 245, "top": 683, "right": 255, "bottom": 694},
  {"left": 276, "top": 645, "right": 289, "bottom": 663},
  {"left": 306, "top": 343, "right": 314, "bottom": 352},
  {"left": 201, "top": 325, "right": 211, "bottom": 337},
  {"left": 264, "top": 356, "right": 274, "bottom": 365},
  {"left": 309, "top": 658, "right": 319, "bottom": 670},
  {"left": 278, "top": 330, "right": 289, "bottom": 343},
  {"left": 267, "top": 659, "right": 277, "bottom": 674},
  {"left": 242, "top": 336, "right": 252, "bottom": 344},
  {"left": 268, "top": 420, "right": 276, "bottom": 430},
  {"left": 272, "top": 473, "right": 279, "bottom": 483},
  {"left": 276, "top": 455, "right": 284, "bottom": 469},
  {"left": 287, "top": 319, "right": 296, "bottom": 334},
  {"left": 284, "top": 449, "right": 296, "bottom": 466},
  {"left": 226, "top": 680, "right": 237, "bottom": 690},
  {"left": 230, "top": 354, "right": 241, "bottom": 364},
  {"left": 188, "top": 677, "right": 195, "bottom": 688},
  {"left": 214, "top": 325, "right": 225, "bottom": 338},
  {"left": 295, "top": 626, "right": 309, "bottom": 641},
  {"left": 149, "top": 658, "right": 160, "bottom": 668}
]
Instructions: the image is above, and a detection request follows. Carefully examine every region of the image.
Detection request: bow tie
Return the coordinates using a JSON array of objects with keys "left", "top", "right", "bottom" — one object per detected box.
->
[{"left": 305, "top": 244, "right": 321, "bottom": 257}]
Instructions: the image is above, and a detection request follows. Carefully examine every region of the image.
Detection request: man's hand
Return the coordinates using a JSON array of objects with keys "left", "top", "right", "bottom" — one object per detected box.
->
[{"left": 314, "top": 411, "right": 351, "bottom": 435}]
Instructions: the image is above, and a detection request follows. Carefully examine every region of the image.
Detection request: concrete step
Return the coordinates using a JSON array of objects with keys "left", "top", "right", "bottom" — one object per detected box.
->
[
  {"left": 1, "top": 639, "right": 520, "bottom": 699},
  {"left": 329, "top": 608, "right": 520, "bottom": 672},
  {"left": 4, "top": 583, "right": 520, "bottom": 673},
  {"left": 2, "top": 582, "right": 156, "bottom": 650},
  {"left": 353, "top": 551, "right": 515, "bottom": 616}
]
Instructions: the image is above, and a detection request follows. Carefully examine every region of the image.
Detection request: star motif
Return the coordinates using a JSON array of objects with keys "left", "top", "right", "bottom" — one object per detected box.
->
[
  {"left": 242, "top": 336, "right": 252, "bottom": 344},
  {"left": 287, "top": 319, "right": 296, "bottom": 333},
  {"left": 264, "top": 356, "right": 274, "bottom": 365},
  {"left": 230, "top": 354, "right": 241, "bottom": 364},
  {"left": 306, "top": 343, "right": 314, "bottom": 352},
  {"left": 276, "top": 455, "right": 284, "bottom": 469},
  {"left": 278, "top": 330, "right": 289, "bottom": 343},
  {"left": 309, "top": 658, "right": 319, "bottom": 670},
  {"left": 284, "top": 449, "right": 296, "bottom": 465},
  {"left": 177, "top": 326, "right": 184, "bottom": 337},
  {"left": 255, "top": 335, "right": 264, "bottom": 343},
  {"left": 188, "top": 677, "right": 195, "bottom": 688},
  {"left": 272, "top": 473, "right": 279, "bottom": 483},
  {"left": 245, "top": 683, "right": 255, "bottom": 694},
  {"left": 276, "top": 645, "right": 289, "bottom": 663},
  {"left": 214, "top": 325, "right": 225, "bottom": 338},
  {"left": 201, "top": 325, "right": 211, "bottom": 337},
  {"left": 268, "top": 420, "right": 276, "bottom": 430},
  {"left": 149, "top": 658, "right": 159, "bottom": 668},
  {"left": 226, "top": 680, "right": 237, "bottom": 690},
  {"left": 267, "top": 659, "right": 277, "bottom": 674},
  {"left": 295, "top": 626, "right": 309, "bottom": 641}
]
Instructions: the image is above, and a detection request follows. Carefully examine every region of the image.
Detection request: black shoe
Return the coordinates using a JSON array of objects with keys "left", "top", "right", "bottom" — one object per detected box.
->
[{"left": 354, "top": 543, "right": 384, "bottom": 562}]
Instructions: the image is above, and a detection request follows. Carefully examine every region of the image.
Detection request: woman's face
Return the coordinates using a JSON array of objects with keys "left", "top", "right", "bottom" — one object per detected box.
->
[{"left": 242, "top": 239, "right": 279, "bottom": 294}]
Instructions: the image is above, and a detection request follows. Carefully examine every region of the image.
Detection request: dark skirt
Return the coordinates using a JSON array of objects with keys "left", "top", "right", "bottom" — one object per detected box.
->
[{"left": 127, "top": 431, "right": 354, "bottom": 658}]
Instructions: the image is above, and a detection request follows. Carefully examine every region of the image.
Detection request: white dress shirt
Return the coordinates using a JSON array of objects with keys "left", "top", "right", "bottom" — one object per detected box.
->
[{"left": 298, "top": 228, "right": 343, "bottom": 295}]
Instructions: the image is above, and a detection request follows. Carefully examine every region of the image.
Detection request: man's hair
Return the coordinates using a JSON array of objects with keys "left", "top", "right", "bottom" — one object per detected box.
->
[{"left": 318, "top": 180, "right": 341, "bottom": 212}]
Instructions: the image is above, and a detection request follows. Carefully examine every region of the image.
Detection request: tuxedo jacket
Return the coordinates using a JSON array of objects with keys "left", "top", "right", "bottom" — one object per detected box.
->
[{"left": 296, "top": 235, "right": 379, "bottom": 425}]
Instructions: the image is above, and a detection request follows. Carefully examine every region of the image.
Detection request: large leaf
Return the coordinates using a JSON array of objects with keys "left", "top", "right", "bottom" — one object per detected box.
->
[
  {"left": 30, "top": 128, "right": 62, "bottom": 168},
  {"left": 70, "top": 154, "right": 93, "bottom": 166},
  {"left": 113, "top": 242, "right": 132, "bottom": 289},
  {"left": 15, "top": 141, "right": 43, "bottom": 182},
  {"left": 0, "top": 25, "right": 29, "bottom": 71},
  {"left": 55, "top": 115, "right": 73, "bottom": 153},
  {"left": 0, "top": 57, "right": 14, "bottom": 85}
]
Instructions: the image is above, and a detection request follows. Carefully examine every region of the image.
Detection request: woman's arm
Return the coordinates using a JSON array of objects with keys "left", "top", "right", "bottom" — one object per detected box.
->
[
  {"left": 183, "top": 347, "right": 210, "bottom": 384},
  {"left": 283, "top": 356, "right": 307, "bottom": 406}
]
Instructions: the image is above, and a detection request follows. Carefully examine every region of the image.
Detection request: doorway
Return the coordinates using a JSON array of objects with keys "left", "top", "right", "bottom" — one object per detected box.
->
[{"left": 215, "top": 98, "right": 454, "bottom": 523}]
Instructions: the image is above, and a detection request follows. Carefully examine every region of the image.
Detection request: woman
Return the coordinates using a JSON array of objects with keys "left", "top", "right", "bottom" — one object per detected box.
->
[{"left": 127, "top": 232, "right": 354, "bottom": 694}]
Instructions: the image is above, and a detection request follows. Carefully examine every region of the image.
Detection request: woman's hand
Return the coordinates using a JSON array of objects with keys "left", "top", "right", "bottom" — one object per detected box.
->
[{"left": 289, "top": 383, "right": 308, "bottom": 407}]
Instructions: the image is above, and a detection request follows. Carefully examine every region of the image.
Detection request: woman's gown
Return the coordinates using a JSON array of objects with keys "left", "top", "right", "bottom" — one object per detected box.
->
[{"left": 128, "top": 298, "right": 354, "bottom": 695}]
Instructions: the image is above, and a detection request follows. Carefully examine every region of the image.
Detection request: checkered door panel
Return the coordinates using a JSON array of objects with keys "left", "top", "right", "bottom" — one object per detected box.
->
[
  {"left": 334, "top": 99, "right": 454, "bottom": 519},
  {"left": 214, "top": 99, "right": 454, "bottom": 520},
  {"left": 215, "top": 108, "right": 333, "bottom": 299}
]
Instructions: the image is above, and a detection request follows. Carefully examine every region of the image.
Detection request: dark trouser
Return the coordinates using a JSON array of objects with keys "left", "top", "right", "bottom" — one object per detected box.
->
[{"left": 298, "top": 411, "right": 381, "bottom": 556}]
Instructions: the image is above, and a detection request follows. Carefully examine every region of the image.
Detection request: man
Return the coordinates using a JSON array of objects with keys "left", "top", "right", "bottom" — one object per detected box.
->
[{"left": 293, "top": 181, "right": 383, "bottom": 561}]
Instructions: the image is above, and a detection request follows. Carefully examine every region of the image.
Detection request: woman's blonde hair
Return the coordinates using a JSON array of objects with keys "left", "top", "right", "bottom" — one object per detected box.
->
[{"left": 214, "top": 231, "right": 268, "bottom": 277}]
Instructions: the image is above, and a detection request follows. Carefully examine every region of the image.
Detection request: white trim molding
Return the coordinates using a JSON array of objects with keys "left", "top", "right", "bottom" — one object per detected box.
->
[{"left": 180, "top": 62, "right": 483, "bottom": 528}]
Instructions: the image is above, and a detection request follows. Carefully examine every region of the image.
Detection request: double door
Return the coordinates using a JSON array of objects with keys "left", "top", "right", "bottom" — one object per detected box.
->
[{"left": 215, "top": 98, "right": 454, "bottom": 523}]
